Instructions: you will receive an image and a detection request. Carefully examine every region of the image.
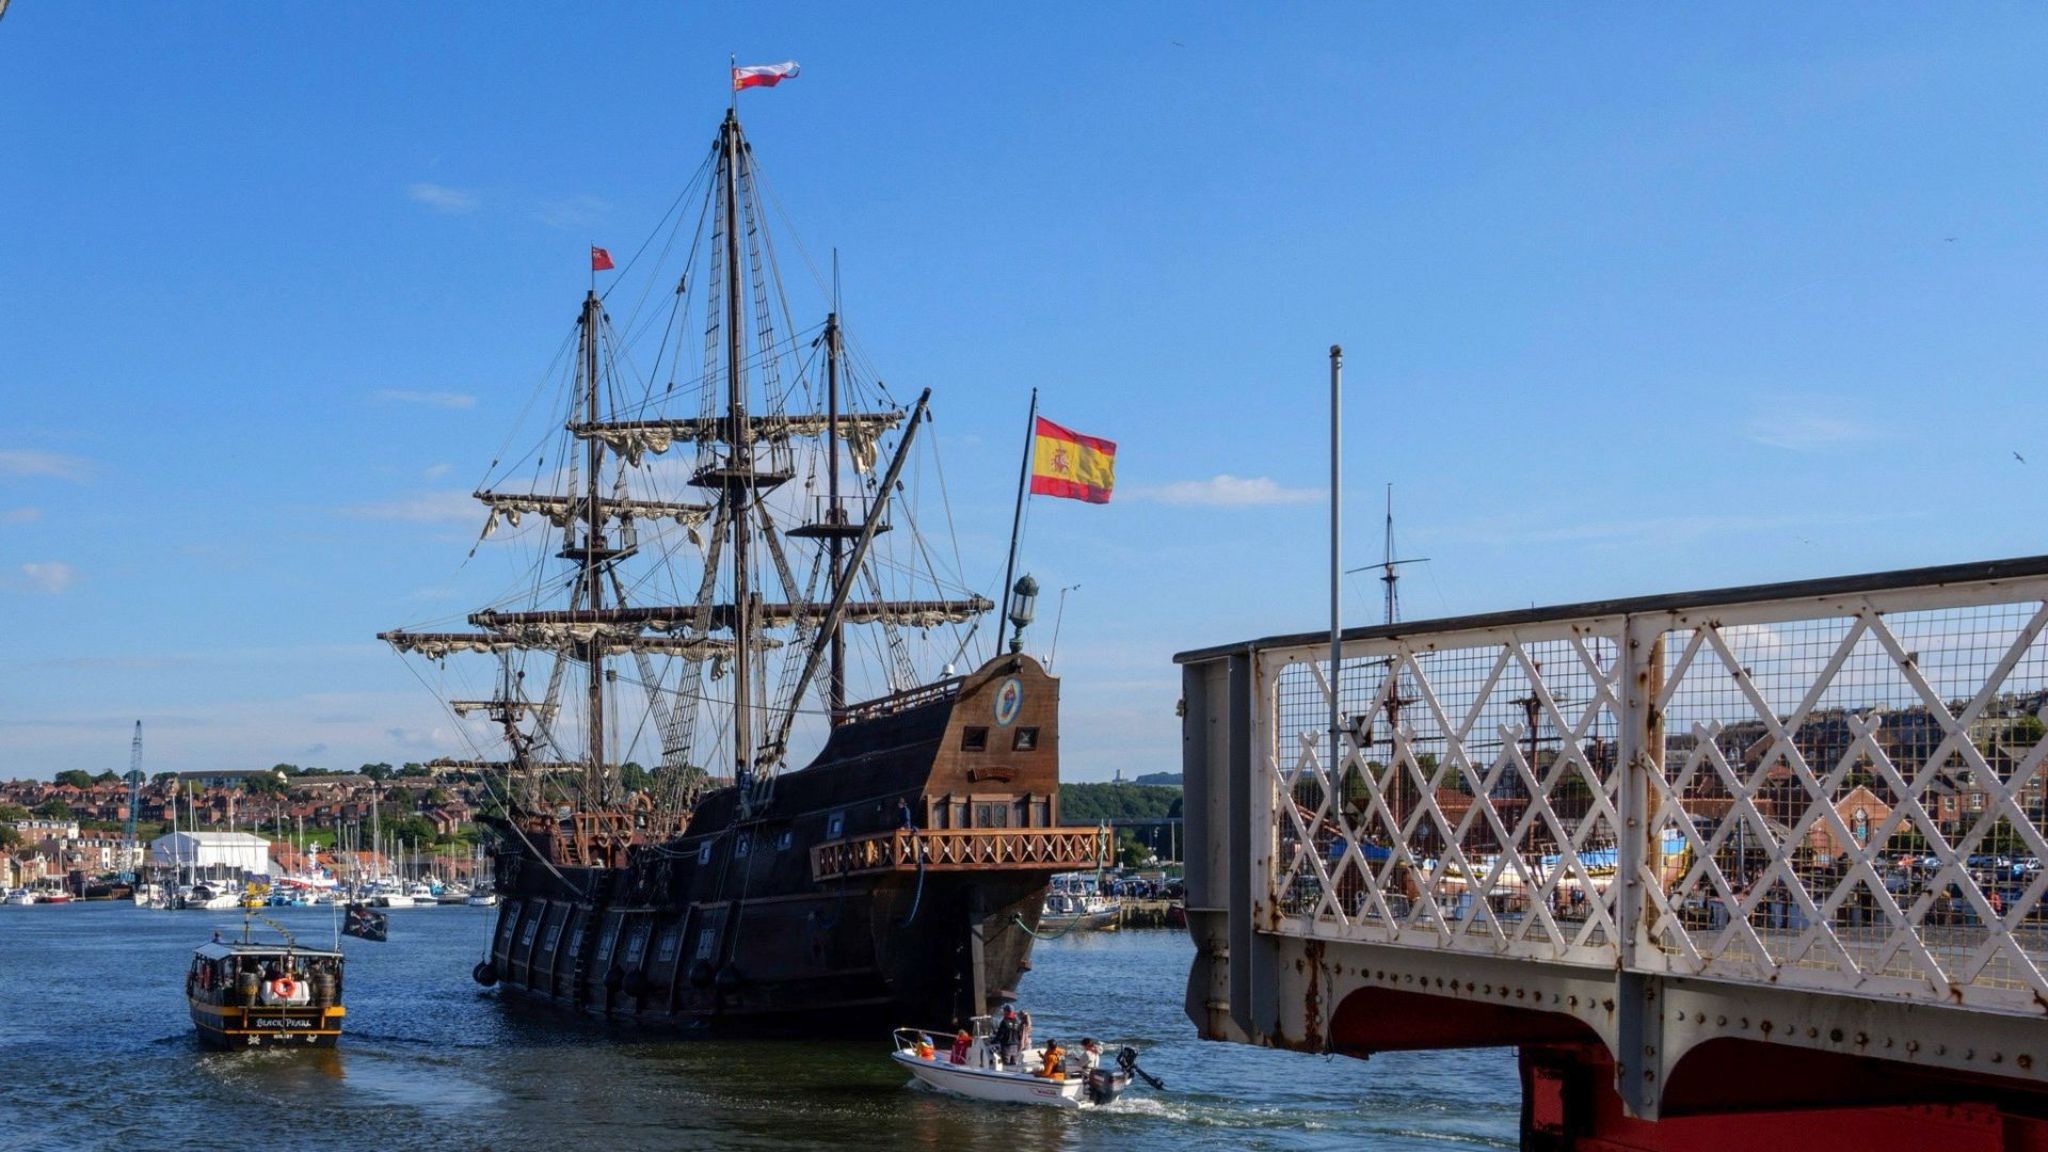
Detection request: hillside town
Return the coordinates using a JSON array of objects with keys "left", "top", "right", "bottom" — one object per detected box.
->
[{"left": 0, "top": 763, "right": 489, "bottom": 892}]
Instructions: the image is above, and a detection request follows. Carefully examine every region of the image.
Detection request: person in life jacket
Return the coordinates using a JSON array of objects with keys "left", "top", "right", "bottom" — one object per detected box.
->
[
  {"left": 1038, "top": 1038, "right": 1066, "bottom": 1080},
  {"left": 993, "top": 1006, "right": 1020, "bottom": 1068},
  {"left": 913, "top": 1034, "right": 936, "bottom": 1060},
  {"left": 949, "top": 1030, "right": 972, "bottom": 1065}
]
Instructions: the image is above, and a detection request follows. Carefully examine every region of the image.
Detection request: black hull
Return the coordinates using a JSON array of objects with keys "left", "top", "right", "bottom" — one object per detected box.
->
[
  {"left": 485, "top": 866, "right": 1045, "bottom": 1035},
  {"left": 188, "top": 1001, "right": 343, "bottom": 1049}
]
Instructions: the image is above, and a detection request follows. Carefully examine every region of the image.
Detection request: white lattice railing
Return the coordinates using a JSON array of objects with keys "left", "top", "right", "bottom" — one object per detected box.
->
[{"left": 1255, "top": 572, "right": 2048, "bottom": 1016}]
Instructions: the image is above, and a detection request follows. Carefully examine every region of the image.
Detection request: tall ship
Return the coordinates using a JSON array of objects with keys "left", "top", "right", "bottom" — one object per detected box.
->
[{"left": 380, "top": 102, "right": 1102, "bottom": 1032}]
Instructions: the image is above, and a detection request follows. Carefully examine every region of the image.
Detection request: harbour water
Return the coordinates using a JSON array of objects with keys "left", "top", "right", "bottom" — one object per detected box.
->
[{"left": 0, "top": 905, "right": 1516, "bottom": 1150}]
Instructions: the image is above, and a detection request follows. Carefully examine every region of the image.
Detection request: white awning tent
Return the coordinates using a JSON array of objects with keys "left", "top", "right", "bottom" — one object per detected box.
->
[{"left": 147, "top": 831, "right": 271, "bottom": 876}]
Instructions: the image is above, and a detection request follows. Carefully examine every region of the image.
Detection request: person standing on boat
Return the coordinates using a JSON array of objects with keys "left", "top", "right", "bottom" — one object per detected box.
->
[
  {"left": 949, "top": 1030, "right": 971, "bottom": 1065},
  {"left": 1018, "top": 1011, "right": 1033, "bottom": 1065},
  {"left": 994, "top": 1006, "right": 1020, "bottom": 1068}
]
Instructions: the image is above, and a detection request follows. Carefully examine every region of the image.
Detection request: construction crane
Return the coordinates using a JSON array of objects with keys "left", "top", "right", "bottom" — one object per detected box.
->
[{"left": 124, "top": 721, "right": 143, "bottom": 878}]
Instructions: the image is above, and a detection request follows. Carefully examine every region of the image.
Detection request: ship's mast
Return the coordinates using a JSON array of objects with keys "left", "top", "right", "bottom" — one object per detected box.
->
[
  {"left": 824, "top": 306, "right": 845, "bottom": 722},
  {"left": 580, "top": 287, "right": 609, "bottom": 805},
  {"left": 722, "top": 110, "right": 755, "bottom": 793}
]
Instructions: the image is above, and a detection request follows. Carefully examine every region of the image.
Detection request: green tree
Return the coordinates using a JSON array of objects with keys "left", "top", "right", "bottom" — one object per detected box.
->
[
  {"left": 1058, "top": 783, "right": 1180, "bottom": 824},
  {"left": 53, "top": 769, "right": 93, "bottom": 789},
  {"left": 362, "top": 763, "right": 394, "bottom": 781},
  {"left": 151, "top": 771, "right": 178, "bottom": 787},
  {"left": 618, "top": 761, "right": 653, "bottom": 794},
  {"left": 2013, "top": 714, "right": 2047, "bottom": 747},
  {"left": 396, "top": 763, "right": 430, "bottom": 779},
  {"left": 35, "top": 799, "right": 73, "bottom": 819},
  {"left": 0, "top": 803, "right": 30, "bottom": 823},
  {"left": 93, "top": 770, "right": 121, "bottom": 785},
  {"left": 1116, "top": 831, "right": 1152, "bottom": 868},
  {"left": 242, "top": 772, "right": 288, "bottom": 796},
  {"left": 0, "top": 826, "right": 19, "bottom": 850}
]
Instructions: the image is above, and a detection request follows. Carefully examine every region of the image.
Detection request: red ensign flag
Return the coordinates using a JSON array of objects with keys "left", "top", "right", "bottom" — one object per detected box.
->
[{"left": 590, "top": 246, "right": 615, "bottom": 272}]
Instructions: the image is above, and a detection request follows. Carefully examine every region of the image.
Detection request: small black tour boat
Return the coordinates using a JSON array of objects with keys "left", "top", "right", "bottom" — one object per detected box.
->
[{"left": 185, "top": 920, "right": 345, "bottom": 1049}]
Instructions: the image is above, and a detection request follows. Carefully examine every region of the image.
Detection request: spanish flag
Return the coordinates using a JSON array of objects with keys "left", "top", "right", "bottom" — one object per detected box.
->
[{"left": 1029, "top": 417, "right": 1116, "bottom": 504}]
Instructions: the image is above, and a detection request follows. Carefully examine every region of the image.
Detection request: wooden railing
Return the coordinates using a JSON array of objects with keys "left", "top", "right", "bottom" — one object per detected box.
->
[{"left": 811, "top": 826, "right": 1108, "bottom": 882}]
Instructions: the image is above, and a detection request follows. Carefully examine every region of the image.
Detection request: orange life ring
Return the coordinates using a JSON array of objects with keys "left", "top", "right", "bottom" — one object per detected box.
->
[{"left": 273, "top": 976, "right": 297, "bottom": 999}]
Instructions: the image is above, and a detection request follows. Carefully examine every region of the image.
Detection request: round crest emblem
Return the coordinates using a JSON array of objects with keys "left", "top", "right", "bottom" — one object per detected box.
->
[{"left": 993, "top": 677, "right": 1024, "bottom": 727}]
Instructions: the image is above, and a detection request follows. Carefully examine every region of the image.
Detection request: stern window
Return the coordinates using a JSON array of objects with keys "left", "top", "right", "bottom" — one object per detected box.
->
[
  {"left": 961, "top": 727, "right": 989, "bottom": 751},
  {"left": 1013, "top": 727, "right": 1039, "bottom": 751}
]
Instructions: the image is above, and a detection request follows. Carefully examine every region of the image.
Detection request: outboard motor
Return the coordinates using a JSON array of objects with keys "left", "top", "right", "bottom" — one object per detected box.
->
[
  {"left": 1084, "top": 1067, "right": 1126, "bottom": 1106},
  {"left": 1118, "top": 1046, "right": 1165, "bottom": 1091}
]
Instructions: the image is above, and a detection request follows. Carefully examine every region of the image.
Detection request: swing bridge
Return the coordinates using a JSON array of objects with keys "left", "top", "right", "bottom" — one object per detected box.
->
[{"left": 1177, "top": 555, "right": 2048, "bottom": 1150}]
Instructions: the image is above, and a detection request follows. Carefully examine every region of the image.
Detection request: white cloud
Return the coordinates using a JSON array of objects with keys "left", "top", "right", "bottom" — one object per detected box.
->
[
  {"left": 421, "top": 462, "right": 453, "bottom": 480},
  {"left": 1745, "top": 402, "right": 1876, "bottom": 451},
  {"left": 535, "top": 194, "right": 611, "bottom": 231},
  {"left": 375, "top": 389, "right": 476, "bottom": 409},
  {"left": 20, "top": 561, "right": 77, "bottom": 593},
  {"left": 0, "top": 449, "right": 90, "bottom": 481},
  {"left": 1, "top": 506, "right": 39, "bottom": 524},
  {"left": 1136, "top": 474, "right": 1323, "bottom": 507},
  {"left": 406, "top": 182, "right": 480, "bottom": 214},
  {"left": 339, "top": 489, "right": 479, "bottom": 523}
]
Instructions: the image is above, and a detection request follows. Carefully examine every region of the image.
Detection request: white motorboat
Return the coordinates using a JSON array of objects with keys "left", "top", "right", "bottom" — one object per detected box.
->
[
  {"left": 1041, "top": 875, "right": 1121, "bottom": 932},
  {"left": 888, "top": 1018, "right": 1155, "bottom": 1109},
  {"left": 463, "top": 891, "right": 499, "bottom": 907},
  {"left": 368, "top": 892, "right": 417, "bottom": 909},
  {"left": 180, "top": 884, "right": 242, "bottom": 911},
  {"left": 5, "top": 888, "right": 39, "bottom": 906}
]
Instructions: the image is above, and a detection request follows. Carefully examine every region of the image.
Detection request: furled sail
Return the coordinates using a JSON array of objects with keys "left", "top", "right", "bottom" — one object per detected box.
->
[
  {"left": 572, "top": 411, "right": 903, "bottom": 471},
  {"left": 469, "top": 598, "right": 993, "bottom": 635},
  {"left": 379, "top": 629, "right": 772, "bottom": 660},
  {"left": 475, "top": 490, "right": 713, "bottom": 534}
]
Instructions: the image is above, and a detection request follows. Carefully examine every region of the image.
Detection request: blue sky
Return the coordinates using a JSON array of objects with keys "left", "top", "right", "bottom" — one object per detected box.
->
[{"left": 3, "top": 5, "right": 2047, "bottom": 780}]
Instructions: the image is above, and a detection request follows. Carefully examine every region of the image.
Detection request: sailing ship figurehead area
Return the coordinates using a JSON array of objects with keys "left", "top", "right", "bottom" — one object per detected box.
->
[{"left": 378, "top": 107, "right": 1102, "bottom": 1031}]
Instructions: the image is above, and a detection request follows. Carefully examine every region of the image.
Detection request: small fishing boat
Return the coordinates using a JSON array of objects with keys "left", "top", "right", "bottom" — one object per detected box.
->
[
  {"left": 888, "top": 1017, "right": 1157, "bottom": 1109},
  {"left": 1040, "top": 874, "right": 1120, "bottom": 932},
  {"left": 185, "top": 919, "right": 346, "bottom": 1049}
]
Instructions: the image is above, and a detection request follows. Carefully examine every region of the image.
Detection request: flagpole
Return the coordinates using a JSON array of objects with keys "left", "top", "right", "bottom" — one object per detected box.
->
[
  {"left": 1329, "top": 344, "right": 1344, "bottom": 791},
  {"left": 999, "top": 387, "right": 1039, "bottom": 647},
  {"left": 730, "top": 53, "right": 738, "bottom": 115}
]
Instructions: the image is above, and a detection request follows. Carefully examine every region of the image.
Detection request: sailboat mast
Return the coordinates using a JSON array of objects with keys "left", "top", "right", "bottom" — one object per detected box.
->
[
  {"left": 1382, "top": 484, "right": 1396, "bottom": 627},
  {"left": 722, "top": 110, "right": 755, "bottom": 791},
  {"left": 580, "top": 288, "right": 608, "bottom": 803},
  {"left": 824, "top": 308, "right": 844, "bottom": 722}
]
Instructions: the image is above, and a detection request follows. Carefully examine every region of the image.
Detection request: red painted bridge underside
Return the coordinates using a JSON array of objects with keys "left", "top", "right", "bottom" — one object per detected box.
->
[{"left": 1329, "top": 988, "right": 2048, "bottom": 1151}]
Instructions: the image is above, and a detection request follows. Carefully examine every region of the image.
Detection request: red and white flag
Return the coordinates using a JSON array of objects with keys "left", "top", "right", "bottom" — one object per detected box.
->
[
  {"left": 590, "top": 246, "right": 614, "bottom": 272},
  {"left": 732, "top": 60, "right": 800, "bottom": 91}
]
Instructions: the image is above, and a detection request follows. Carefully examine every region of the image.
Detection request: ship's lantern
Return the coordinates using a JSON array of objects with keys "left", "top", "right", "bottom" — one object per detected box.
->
[{"left": 1008, "top": 574, "right": 1039, "bottom": 653}]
